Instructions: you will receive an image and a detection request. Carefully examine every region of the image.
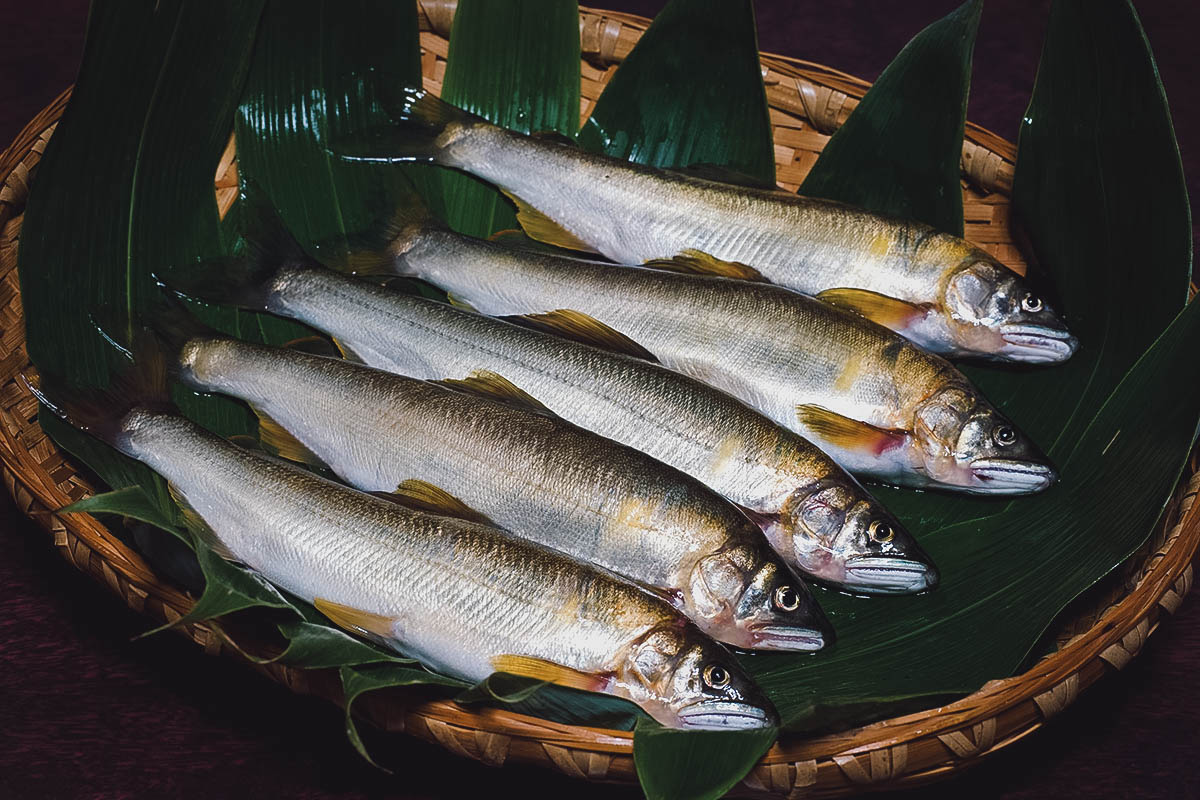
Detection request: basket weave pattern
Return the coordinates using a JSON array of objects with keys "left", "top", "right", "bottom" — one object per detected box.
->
[{"left": 0, "top": 5, "right": 1197, "bottom": 796}]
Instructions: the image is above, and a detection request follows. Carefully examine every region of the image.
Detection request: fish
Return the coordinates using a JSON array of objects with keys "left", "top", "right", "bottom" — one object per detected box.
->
[
  {"left": 335, "top": 88, "right": 1078, "bottom": 364},
  {"left": 27, "top": 354, "right": 778, "bottom": 731},
  {"left": 141, "top": 302, "right": 835, "bottom": 649},
  {"left": 162, "top": 196, "right": 939, "bottom": 596}
]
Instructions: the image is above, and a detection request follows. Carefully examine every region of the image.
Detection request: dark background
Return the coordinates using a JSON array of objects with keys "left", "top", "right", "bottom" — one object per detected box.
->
[{"left": 1, "top": 2, "right": 1198, "bottom": 798}]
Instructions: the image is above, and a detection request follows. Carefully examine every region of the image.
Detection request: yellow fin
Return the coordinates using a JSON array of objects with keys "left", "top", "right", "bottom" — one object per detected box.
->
[
  {"left": 386, "top": 479, "right": 495, "bottom": 527},
  {"left": 501, "top": 309, "right": 658, "bottom": 362},
  {"left": 816, "top": 288, "right": 927, "bottom": 331},
  {"left": 796, "top": 404, "right": 908, "bottom": 456},
  {"left": 167, "top": 482, "right": 236, "bottom": 560},
  {"left": 643, "top": 249, "right": 765, "bottom": 282},
  {"left": 446, "top": 292, "right": 477, "bottom": 312},
  {"left": 331, "top": 336, "right": 366, "bottom": 364},
  {"left": 500, "top": 190, "right": 597, "bottom": 253},
  {"left": 313, "top": 597, "right": 397, "bottom": 639},
  {"left": 491, "top": 654, "right": 608, "bottom": 692},
  {"left": 253, "top": 409, "right": 327, "bottom": 468},
  {"left": 434, "top": 370, "right": 553, "bottom": 416}
]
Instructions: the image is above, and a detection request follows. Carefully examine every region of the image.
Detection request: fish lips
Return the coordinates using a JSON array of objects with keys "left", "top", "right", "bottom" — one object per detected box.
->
[
  {"left": 746, "top": 621, "right": 831, "bottom": 653},
  {"left": 843, "top": 556, "right": 940, "bottom": 595},
  {"left": 998, "top": 323, "right": 1079, "bottom": 364},
  {"left": 969, "top": 457, "right": 1057, "bottom": 494},
  {"left": 676, "top": 700, "right": 776, "bottom": 730}
]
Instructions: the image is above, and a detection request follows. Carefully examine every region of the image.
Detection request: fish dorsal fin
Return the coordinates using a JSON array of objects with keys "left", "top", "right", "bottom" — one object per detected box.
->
[
  {"left": 499, "top": 190, "right": 598, "bottom": 254},
  {"left": 167, "top": 482, "right": 236, "bottom": 561},
  {"left": 796, "top": 405, "right": 908, "bottom": 456},
  {"left": 313, "top": 597, "right": 398, "bottom": 640},
  {"left": 253, "top": 409, "right": 328, "bottom": 469},
  {"left": 667, "top": 162, "right": 779, "bottom": 190},
  {"left": 500, "top": 309, "right": 658, "bottom": 363},
  {"left": 816, "top": 288, "right": 928, "bottom": 332},
  {"left": 433, "top": 370, "right": 554, "bottom": 417},
  {"left": 643, "top": 249, "right": 766, "bottom": 282},
  {"left": 491, "top": 654, "right": 609, "bottom": 692},
  {"left": 283, "top": 335, "right": 342, "bottom": 359},
  {"left": 378, "top": 479, "right": 495, "bottom": 527}
]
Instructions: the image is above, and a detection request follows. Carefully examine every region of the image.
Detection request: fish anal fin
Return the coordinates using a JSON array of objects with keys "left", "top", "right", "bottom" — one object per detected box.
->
[
  {"left": 433, "top": 370, "right": 554, "bottom": 417},
  {"left": 816, "top": 288, "right": 928, "bottom": 331},
  {"left": 313, "top": 597, "right": 398, "bottom": 640},
  {"left": 491, "top": 654, "right": 610, "bottom": 692},
  {"left": 643, "top": 249, "right": 765, "bottom": 282},
  {"left": 499, "top": 190, "right": 597, "bottom": 254},
  {"left": 380, "top": 479, "right": 495, "bottom": 527},
  {"left": 253, "top": 409, "right": 328, "bottom": 469},
  {"left": 167, "top": 482, "right": 236, "bottom": 561},
  {"left": 796, "top": 405, "right": 908, "bottom": 457},
  {"left": 500, "top": 309, "right": 658, "bottom": 363}
]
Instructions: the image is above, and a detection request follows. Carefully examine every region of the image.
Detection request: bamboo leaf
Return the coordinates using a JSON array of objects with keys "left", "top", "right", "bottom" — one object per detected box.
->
[
  {"left": 60, "top": 485, "right": 181, "bottom": 537},
  {"left": 633, "top": 718, "right": 778, "bottom": 800},
  {"left": 436, "top": 0, "right": 581, "bottom": 238},
  {"left": 799, "top": 0, "right": 982, "bottom": 233},
  {"left": 577, "top": 0, "right": 774, "bottom": 185}
]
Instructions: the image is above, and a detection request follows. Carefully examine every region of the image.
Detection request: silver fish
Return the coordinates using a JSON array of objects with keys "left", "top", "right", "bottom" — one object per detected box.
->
[
  {"left": 337, "top": 89, "right": 1077, "bottom": 364},
  {"left": 30, "top": 368, "right": 777, "bottom": 730}
]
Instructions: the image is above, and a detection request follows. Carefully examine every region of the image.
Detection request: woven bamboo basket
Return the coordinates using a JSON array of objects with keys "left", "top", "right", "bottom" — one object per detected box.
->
[{"left": 1, "top": 3, "right": 1197, "bottom": 796}]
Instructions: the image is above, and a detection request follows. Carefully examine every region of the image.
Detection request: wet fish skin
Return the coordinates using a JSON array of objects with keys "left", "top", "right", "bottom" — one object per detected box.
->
[
  {"left": 171, "top": 328, "right": 832, "bottom": 650},
  {"left": 33, "top": 382, "right": 776, "bottom": 731},
  {"left": 381, "top": 228, "right": 1054, "bottom": 498},
  {"left": 343, "top": 90, "right": 1076, "bottom": 363},
  {"left": 209, "top": 256, "right": 934, "bottom": 595}
]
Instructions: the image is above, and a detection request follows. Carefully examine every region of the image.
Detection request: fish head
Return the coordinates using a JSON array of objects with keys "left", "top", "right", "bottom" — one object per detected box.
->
[
  {"left": 621, "top": 624, "right": 777, "bottom": 730},
  {"left": 764, "top": 479, "right": 937, "bottom": 595},
  {"left": 687, "top": 544, "right": 832, "bottom": 652},
  {"left": 941, "top": 255, "right": 1077, "bottom": 363},
  {"left": 912, "top": 386, "right": 1057, "bottom": 495}
]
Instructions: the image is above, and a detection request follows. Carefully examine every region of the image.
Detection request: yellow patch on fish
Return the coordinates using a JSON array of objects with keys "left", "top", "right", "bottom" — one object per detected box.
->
[
  {"left": 709, "top": 435, "right": 746, "bottom": 475},
  {"left": 611, "top": 494, "right": 662, "bottom": 533},
  {"left": 833, "top": 351, "right": 865, "bottom": 393},
  {"left": 868, "top": 231, "right": 893, "bottom": 259}
]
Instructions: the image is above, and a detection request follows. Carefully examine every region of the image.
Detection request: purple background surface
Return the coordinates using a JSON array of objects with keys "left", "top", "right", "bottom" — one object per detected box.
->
[{"left": 2, "top": 2, "right": 1198, "bottom": 798}]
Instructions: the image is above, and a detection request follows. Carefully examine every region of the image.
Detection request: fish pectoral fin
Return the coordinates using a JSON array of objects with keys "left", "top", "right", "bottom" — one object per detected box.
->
[
  {"left": 253, "top": 409, "right": 329, "bottom": 469},
  {"left": 313, "top": 597, "right": 398, "bottom": 640},
  {"left": 734, "top": 503, "right": 782, "bottom": 532},
  {"left": 491, "top": 654, "right": 609, "bottom": 692},
  {"left": 500, "top": 309, "right": 658, "bottom": 363},
  {"left": 816, "top": 288, "right": 928, "bottom": 331},
  {"left": 166, "top": 483, "right": 237, "bottom": 561},
  {"left": 796, "top": 405, "right": 908, "bottom": 456},
  {"left": 432, "top": 370, "right": 555, "bottom": 417},
  {"left": 379, "top": 479, "right": 495, "bottom": 527},
  {"left": 499, "top": 190, "right": 598, "bottom": 254},
  {"left": 643, "top": 249, "right": 765, "bottom": 282}
]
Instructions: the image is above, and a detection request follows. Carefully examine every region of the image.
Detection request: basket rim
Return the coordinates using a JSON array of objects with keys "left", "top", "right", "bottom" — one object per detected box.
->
[{"left": 1, "top": 5, "right": 1197, "bottom": 795}]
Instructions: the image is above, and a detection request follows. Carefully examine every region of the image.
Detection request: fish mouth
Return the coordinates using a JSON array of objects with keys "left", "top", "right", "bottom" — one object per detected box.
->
[
  {"left": 999, "top": 324, "right": 1079, "bottom": 364},
  {"left": 969, "top": 458, "right": 1057, "bottom": 494},
  {"left": 747, "top": 624, "right": 827, "bottom": 652},
  {"left": 677, "top": 701, "right": 774, "bottom": 730},
  {"left": 843, "top": 557, "right": 939, "bottom": 594}
]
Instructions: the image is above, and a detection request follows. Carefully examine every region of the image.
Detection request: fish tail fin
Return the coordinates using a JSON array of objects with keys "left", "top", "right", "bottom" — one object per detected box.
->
[
  {"left": 142, "top": 294, "right": 232, "bottom": 374},
  {"left": 331, "top": 87, "right": 481, "bottom": 166},
  {"left": 327, "top": 186, "right": 439, "bottom": 279},
  {"left": 158, "top": 183, "right": 307, "bottom": 311},
  {"left": 24, "top": 327, "right": 173, "bottom": 454}
]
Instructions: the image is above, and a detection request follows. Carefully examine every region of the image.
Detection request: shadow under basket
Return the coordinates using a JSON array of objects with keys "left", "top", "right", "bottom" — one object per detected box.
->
[{"left": 0, "top": 3, "right": 1197, "bottom": 796}]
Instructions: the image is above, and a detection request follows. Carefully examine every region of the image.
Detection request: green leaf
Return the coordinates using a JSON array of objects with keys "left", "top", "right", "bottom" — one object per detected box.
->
[
  {"left": 339, "top": 663, "right": 467, "bottom": 766},
  {"left": 633, "top": 718, "right": 778, "bottom": 800},
  {"left": 59, "top": 485, "right": 181, "bottom": 537},
  {"left": 799, "top": 0, "right": 982, "bottom": 233},
  {"left": 577, "top": 0, "right": 774, "bottom": 185},
  {"left": 457, "top": 673, "right": 645, "bottom": 731},
  {"left": 436, "top": 0, "right": 581, "bottom": 238}
]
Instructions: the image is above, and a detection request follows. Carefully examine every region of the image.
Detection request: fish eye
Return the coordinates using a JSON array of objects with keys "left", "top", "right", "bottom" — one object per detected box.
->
[
  {"left": 773, "top": 585, "right": 801, "bottom": 611},
  {"left": 1021, "top": 293, "right": 1043, "bottom": 313},
  {"left": 703, "top": 664, "right": 731, "bottom": 689},
  {"left": 993, "top": 425, "right": 1018, "bottom": 446},
  {"left": 869, "top": 520, "right": 895, "bottom": 543}
]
